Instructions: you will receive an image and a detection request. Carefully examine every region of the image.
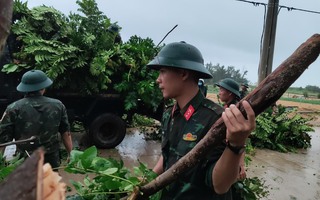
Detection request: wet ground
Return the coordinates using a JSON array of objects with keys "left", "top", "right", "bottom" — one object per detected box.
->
[
  {"left": 247, "top": 128, "right": 320, "bottom": 200},
  {"left": 61, "top": 127, "right": 320, "bottom": 199}
]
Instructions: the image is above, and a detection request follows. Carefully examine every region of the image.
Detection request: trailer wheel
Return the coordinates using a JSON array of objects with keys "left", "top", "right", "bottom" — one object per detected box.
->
[{"left": 89, "top": 113, "right": 126, "bottom": 149}]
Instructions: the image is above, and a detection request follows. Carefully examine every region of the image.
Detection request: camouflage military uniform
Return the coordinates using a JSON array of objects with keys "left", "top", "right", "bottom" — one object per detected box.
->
[
  {"left": 239, "top": 90, "right": 248, "bottom": 99},
  {"left": 0, "top": 93, "right": 70, "bottom": 168},
  {"left": 160, "top": 91, "right": 232, "bottom": 200}
]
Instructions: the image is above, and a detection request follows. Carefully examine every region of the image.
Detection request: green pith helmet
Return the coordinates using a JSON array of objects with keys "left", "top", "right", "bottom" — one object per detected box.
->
[
  {"left": 215, "top": 78, "right": 240, "bottom": 99},
  {"left": 107, "top": 23, "right": 120, "bottom": 33},
  {"left": 147, "top": 41, "right": 212, "bottom": 79},
  {"left": 17, "top": 70, "right": 53, "bottom": 92},
  {"left": 241, "top": 82, "right": 249, "bottom": 88}
]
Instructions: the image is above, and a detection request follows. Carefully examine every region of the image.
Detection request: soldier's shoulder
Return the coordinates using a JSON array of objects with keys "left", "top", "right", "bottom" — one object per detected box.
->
[
  {"left": 7, "top": 98, "right": 26, "bottom": 109},
  {"left": 202, "top": 98, "right": 223, "bottom": 114}
]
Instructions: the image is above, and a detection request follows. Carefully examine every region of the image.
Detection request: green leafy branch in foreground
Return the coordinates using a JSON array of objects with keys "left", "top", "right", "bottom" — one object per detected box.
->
[
  {"left": 64, "top": 146, "right": 161, "bottom": 200},
  {"left": 0, "top": 153, "right": 24, "bottom": 182}
]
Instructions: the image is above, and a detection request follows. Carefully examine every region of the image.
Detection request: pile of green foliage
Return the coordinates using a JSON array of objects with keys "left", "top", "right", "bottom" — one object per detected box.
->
[
  {"left": 251, "top": 105, "right": 314, "bottom": 152},
  {"left": 64, "top": 146, "right": 161, "bottom": 200},
  {"left": 3, "top": 0, "right": 162, "bottom": 112}
]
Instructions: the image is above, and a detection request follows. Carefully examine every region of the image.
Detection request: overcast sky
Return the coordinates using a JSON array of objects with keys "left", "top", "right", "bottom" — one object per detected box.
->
[{"left": 24, "top": 0, "right": 320, "bottom": 87}]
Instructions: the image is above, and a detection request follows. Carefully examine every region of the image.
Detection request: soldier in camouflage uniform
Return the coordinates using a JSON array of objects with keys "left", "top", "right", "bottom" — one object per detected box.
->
[
  {"left": 215, "top": 78, "right": 247, "bottom": 199},
  {"left": 147, "top": 41, "right": 255, "bottom": 200},
  {"left": 0, "top": 70, "right": 73, "bottom": 170},
  {"left": 240, "top": 82, "right": 249, "bottom": 99}
]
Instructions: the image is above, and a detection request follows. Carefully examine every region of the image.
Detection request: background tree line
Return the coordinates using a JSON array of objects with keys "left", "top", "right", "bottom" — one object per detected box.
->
[{"left": 204, "top": 62, "right": 249, "bottom": 85}]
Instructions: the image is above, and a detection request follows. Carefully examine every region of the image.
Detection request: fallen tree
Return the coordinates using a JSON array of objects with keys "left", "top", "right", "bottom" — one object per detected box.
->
[{"left": 129, "top": 33, "right": 320, "bottom": 199}]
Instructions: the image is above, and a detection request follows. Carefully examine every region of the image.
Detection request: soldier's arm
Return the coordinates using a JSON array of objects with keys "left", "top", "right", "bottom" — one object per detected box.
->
[
  {"left": 59, "top": 104, "right": 72, "bottom": 160},
  {"left": 61, "top": 131, "right": 72, "bottom": 160},
  {"left": 153, "top": 155, "right": 164, "bottom": 175},
  {"left": 212, "top": 101, "right": 255, "bottom": 194},
  {"left": 0, "top": 111, "right": 15, "bottom": 143}
]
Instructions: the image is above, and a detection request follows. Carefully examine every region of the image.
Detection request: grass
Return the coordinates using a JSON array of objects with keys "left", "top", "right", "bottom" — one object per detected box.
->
[{"left": 207, "top": 84, "right": 218, "bottom": 93}]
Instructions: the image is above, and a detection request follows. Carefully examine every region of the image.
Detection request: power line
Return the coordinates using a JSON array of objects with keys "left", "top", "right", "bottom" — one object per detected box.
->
[
  {"left": 235, "top": 0, "right": 267, "bottom": 7},
  {"left": 279, "top": 6, "right": 320, "bottom": 15},
  {"left": 236, "top": 0, "right": 320, "bottom": 15}
]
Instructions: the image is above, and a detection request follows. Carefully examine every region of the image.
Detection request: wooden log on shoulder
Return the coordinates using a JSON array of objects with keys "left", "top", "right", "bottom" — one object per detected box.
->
[
  {"left": 133, "top": 34, "right": 320, "bottom": 199},
  {"left": 0, "top": 149, "right": 44, "bottom": 200}
]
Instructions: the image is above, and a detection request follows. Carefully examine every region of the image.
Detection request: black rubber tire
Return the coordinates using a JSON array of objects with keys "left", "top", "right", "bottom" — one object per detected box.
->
[{"left": 89, "top": 113, "right": 126, "bottom": 149}]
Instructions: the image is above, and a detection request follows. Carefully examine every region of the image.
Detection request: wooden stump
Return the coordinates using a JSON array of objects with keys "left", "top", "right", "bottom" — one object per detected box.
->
[{"left": 0, "top": 149, "right": 44, "bottom": 200}]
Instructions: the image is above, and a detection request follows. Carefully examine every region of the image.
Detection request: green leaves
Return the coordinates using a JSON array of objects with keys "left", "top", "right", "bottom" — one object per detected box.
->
[
  {"left": 81, "top": 146, "right": 97, "bottom": 169},
  {"left": 64, "top": 146, "right": 160, "bottom": 200},
  {"left": 251, "top": 105, "right": 313, "bottom": 152},
  {"left": 0, "top": 152, "right": 24, "bottom": 182},
  {"left": 233, "top": 177, "right": 270, "bottom": 200}
]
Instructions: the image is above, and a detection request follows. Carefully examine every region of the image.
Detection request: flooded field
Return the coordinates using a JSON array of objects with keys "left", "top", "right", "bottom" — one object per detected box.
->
[{"left": 62, "top": 127, "right": 320, "bottom": 199}]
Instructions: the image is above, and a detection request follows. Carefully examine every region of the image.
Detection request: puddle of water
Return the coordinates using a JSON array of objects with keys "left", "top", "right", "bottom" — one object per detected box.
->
[{"left": 98, "top": 130, "right": 161, "bottom": 169}]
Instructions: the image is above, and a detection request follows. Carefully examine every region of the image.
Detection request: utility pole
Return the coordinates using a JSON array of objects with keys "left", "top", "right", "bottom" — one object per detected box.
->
[{"left": 258, "top": 0, "right": 279, "bottom": 83}]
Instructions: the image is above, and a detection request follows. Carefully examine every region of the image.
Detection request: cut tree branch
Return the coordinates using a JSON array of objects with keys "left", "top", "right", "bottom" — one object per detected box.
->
[
  {"left": 0, "top": 136, "right": 37, "bottom": 147},
  {"left": 130, "top": 33, "right": 320, "bottom": 199}
]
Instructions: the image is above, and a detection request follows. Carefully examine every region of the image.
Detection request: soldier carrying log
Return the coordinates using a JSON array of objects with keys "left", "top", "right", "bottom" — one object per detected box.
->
[{"left": 147, "top": 41, "right": 256, "bottom": 199}]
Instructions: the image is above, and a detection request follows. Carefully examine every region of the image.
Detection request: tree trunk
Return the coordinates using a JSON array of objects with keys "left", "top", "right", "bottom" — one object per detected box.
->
[
  {"left": 0, "top": 149, "right": 44, "bottom": 200},
  {"left": 130, "top": 33, "right": 320, "bottom": 199},
  {"left": 0, "top": 0, "right": 13, "bottom": 54}
]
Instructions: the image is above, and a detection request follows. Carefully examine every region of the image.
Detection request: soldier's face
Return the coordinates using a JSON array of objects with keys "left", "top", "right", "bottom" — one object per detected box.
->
[
  {"left": 156, "top": 67, "right": 184, "bottom": 99},
  {"left": 219, "top": 87, "right": 233, "bottom": 103}
]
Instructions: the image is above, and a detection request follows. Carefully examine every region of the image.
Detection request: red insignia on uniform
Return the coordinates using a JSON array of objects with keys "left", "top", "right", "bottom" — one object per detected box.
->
[
  {"left": 183, "top": 133, "right": 197, "bottom": 141},
  {"left": 184, "top": 105, "right": 194, "bottom": 121}
]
